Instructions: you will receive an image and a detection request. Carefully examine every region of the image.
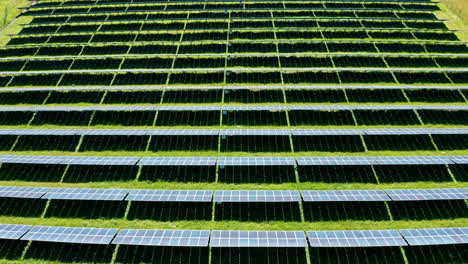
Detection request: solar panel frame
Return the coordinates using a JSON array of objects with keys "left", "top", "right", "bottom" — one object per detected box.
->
[
  {"left": 425, "top": 128, "right": 468, "bottom": 135},
  {"left": 146, "top": 129, "right": 219, "bottom": 136},
  {"left": 0, "top": 224, "right": 33, "bottom": 240},
  {"left": 292, "top": 129, "right": 363, "bottom": 136},
  {"left": 301, "top": 190, "right": 390, "bottom": 202},
  {"left": 113, "top": 229, "right": 210, "bottom": 247},
  {"left": 363, "top": 128, "right": 429, "bottom": 135},
  {"left": 400, "top": 228, "right": 468, "bottom": 246},
  {"left": 78, "top": 129, "right": 149, "bottom": 136},
  {"left": 218, "top": 157, "right": 296, "bottom": 166},
  {"left": 296, "top": 156, "right": 375, "bottom": 166},
  {"left": 63, "top": 156, "right": 140, "bottom": 166},
  {"left": 20, "top": 226, "right": 118, "bottom": 245},
  {"left": 137, "top": 157, "right": 217, "bottom": 166},
  {"left": 220, "top": 129, "right": 290, "bottom": 136},
  {"left": 210, "top": 230, "right": 308, "bottom": 248},
  {"left": 307, "top": 230, "right": 407, "bottom": 247},
  {"left": 213, "top": 190, "right": 301, "bottom": 202},
  {"left": 42, "top": 188, "right": 129, "bottom": 201},
  {"left": 126, "top": 190, "right": 213, "bottom": 202},
  {"left": 448, "top": 156, "right": 468, "bottom": 164},
  {"left": 0, "top": 155, "right": 67, "bottom": 165},
  {"left": 385, "top": 188, "right": 467, "bottom": 201},
  {"left": 0, "top": 186, "right": 50, "bottom": 199}
]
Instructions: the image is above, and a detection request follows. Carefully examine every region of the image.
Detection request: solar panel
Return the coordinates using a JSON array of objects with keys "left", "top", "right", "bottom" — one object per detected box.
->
[
  {"left": 113, "top": 229, "right": 210, "bottom": 247},
  {"left": 42, "top": 188, "right": 129, "bottom": 201},
  {"left": 424, "top": 128, "right": 468, "bottom": 135},
  {"left": 158, "top": 106, "right": 220, "bottom": 111},
  {"left": 0, "top": 224, "right": 32, "bottom": 240},
  {"left": 20, "top": 226, "right": 118, "bottom": 245},
  {"left": 146, "top": 129, "right": 219, "bottom": 136},
  {"left": 292, "top": 129, "right": 363, "bottom": 135},
  {"left": 78, "top": 129, "right": 149, "bottom": 136},
  {"left": 220, "top": 129, "right": 290, "bottom": 136},
  {"left": 385, "top": 188, "right": 467, "bottom": 201},
  {"left": 218, "top": 157, "right": 296, "bottom": 166},
  {"left": 0, "top": 186, "right": 50, "bottom": 199},
  {"left": 296, "top": 156, "right": 375, "bottom": 166},
  {"left": 301, "top": 190, "right": 390, "bottom": 202},
  {"left": 371, "top": 156, "right": 453, "bottom": 165},
  {"left": 400, "top": 228, "right": 468, "bottom": 246},
  {"left": 307, "top": 230, "right": 407, "bottom": 247},
  {"left": 448, "top": 156, "right": 468, "bottom": 164},
  {"left": 363, "top": 128, "right": 429, "bottom": 135},
  {"left": 126, "top": 190, "right": 213, "bottom": 202},
  {"left": 222, "top": 105, "right": 287, "bottom": 111},
  {"left": 1, "top": 85, "right": 467, "bottom": 93},
  {"left": 0, "top": 155, "right": 66, "bottom": 165},
  {"left": 210, "top": 231, "right": 307, "bottom": 247},
  {"left": 0, "top": 129, "right": 81, "bottom": 136},
  {"left": 213, "top": 190, "right": 300, "bottom": 202},
  {"left": 138, "top": 157, "right": 217, "bottom": 166},
  {"left": 63, "top": 156, "right": 140, "bottom": 166}
]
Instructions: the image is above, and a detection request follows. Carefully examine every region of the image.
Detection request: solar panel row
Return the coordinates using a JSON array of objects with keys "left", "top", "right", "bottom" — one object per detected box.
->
[
  {"left": 1, "top": 186, "right": 465, "bottom": 201},
  {"left": 0, "top": 128, "right": 466, "bottom": 136},
  {"left": 1, "top": 85, "right": 467, "bottom": 92},
  {"left": 1, "top": 155, "right": 466, "bottom": 166},
  {"left": 0, "top": 105, "right": 466, "bottom": 112},
  {"left": 1, "top": 225, "right": 466, "bottom": 247}
]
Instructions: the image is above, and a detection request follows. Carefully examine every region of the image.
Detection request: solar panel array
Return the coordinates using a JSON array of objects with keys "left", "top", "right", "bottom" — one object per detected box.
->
[
  {"left": 301, "top": 190, "right": 391, "bottom": 202},
  {"left": 1, "top": 186, "right": 465, "bottom": 202},
  {"left": 0, "top": 186, "right": 50, "bottom": 199},
  {"left": 3, "top": 225, "right": 467, "bottom": 247},
  {"left": 307, "top": 230, "right": 407, "bottom": 247},
  {"left": 2, "top": 155, "right": 464, "bottom": 166},
  {"left": 42, "top": 188, "right": 129, "bottom": 201},
  {"left": 113, "top": 229, "right": 210, "bottom": 247},
  {"left": 210, "top": 231, "right": 308, "bottom": 247},
  {"left": 0, "top": 224, "right": 32, "bottom": 240},
  {"left": 126, "top": 190, "right": 213, "bottom": 202},
  {"left": 385, "top": 188, "right": 468, "bottom": 201},
  {"left": 214, "top": 190, "right": 301, "bottom": 202},
  {"left": 0, "top": 105, "right": 466, "bottom": 112},
  {"left": 1, "top": 0, "right": 467, "bottom": 260},
  {"left": 20, "top": 226, "right": 118, "bottom": 245},
  {"left": 400, "top": 228, "right": 468, "bottom": 246}
]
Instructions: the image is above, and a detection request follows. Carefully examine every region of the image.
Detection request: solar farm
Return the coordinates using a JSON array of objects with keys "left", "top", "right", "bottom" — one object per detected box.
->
[{"left": 0, "top": 0, "right": 467, "bottom": 263}]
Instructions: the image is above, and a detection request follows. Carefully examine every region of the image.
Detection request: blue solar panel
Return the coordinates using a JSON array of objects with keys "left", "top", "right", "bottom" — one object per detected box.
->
[
  {"left": 214, "top": 190, "right": 301, "bottom": 202},
  {"left": 448, "top": 156, "right": 468, "bottom": 164},
  {"left": 0, "top": 186, "right": 50, "bottom": 199},
  {"left": 0, "top": 155, "right": 66, "bottom": 164},
  {"left": 0, "top": 224, "right": 32, "bottom": 240},
  {"left": 113, "top": 229, "right": 210, "bottom": 247},
  {"left": 63, "top": 156, "right": 140, "bottom": 166},
  {"left": 400, "top": 228, "right": 468, "bottom": 246},
  {"left": 301, "top": 190, "right": 390, "bottom": 202},
  {"left": 42, "top": 188, "right": 128, "bottom": 201},
  {"left": 126, "top": 190, "right": 213, "bottom": 202},
  {"left": 220, "top": 129, "right": 290, "bottom": 136},
  {"left": 138, "top": 157, "right": 217, "bottom": 166},
  {"left": 307, "top": 230, "right": 407, "bottom": 247},
  {"left": 20, "top": 226, "right": 118, "bottom": 245},
  {"left": 218, "top": 157, "right": 296, "bottom": 166},
  {"left": 385, "top": 188, "right": 467, "bottom": 201},
  {"left": 210, "top": 231, "right": 307, "bottom": 247}
]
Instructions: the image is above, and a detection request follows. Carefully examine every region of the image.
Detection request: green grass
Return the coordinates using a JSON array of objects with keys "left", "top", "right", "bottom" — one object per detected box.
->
[
  {"left": 0, "top": 0, "right": 30, "bottom": 45},
  {"left": 0, "top": 215, "right": 466, "bottom": 231},
  {"left": 0, "top": 179, "right": 466, "bottom": 190}
]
